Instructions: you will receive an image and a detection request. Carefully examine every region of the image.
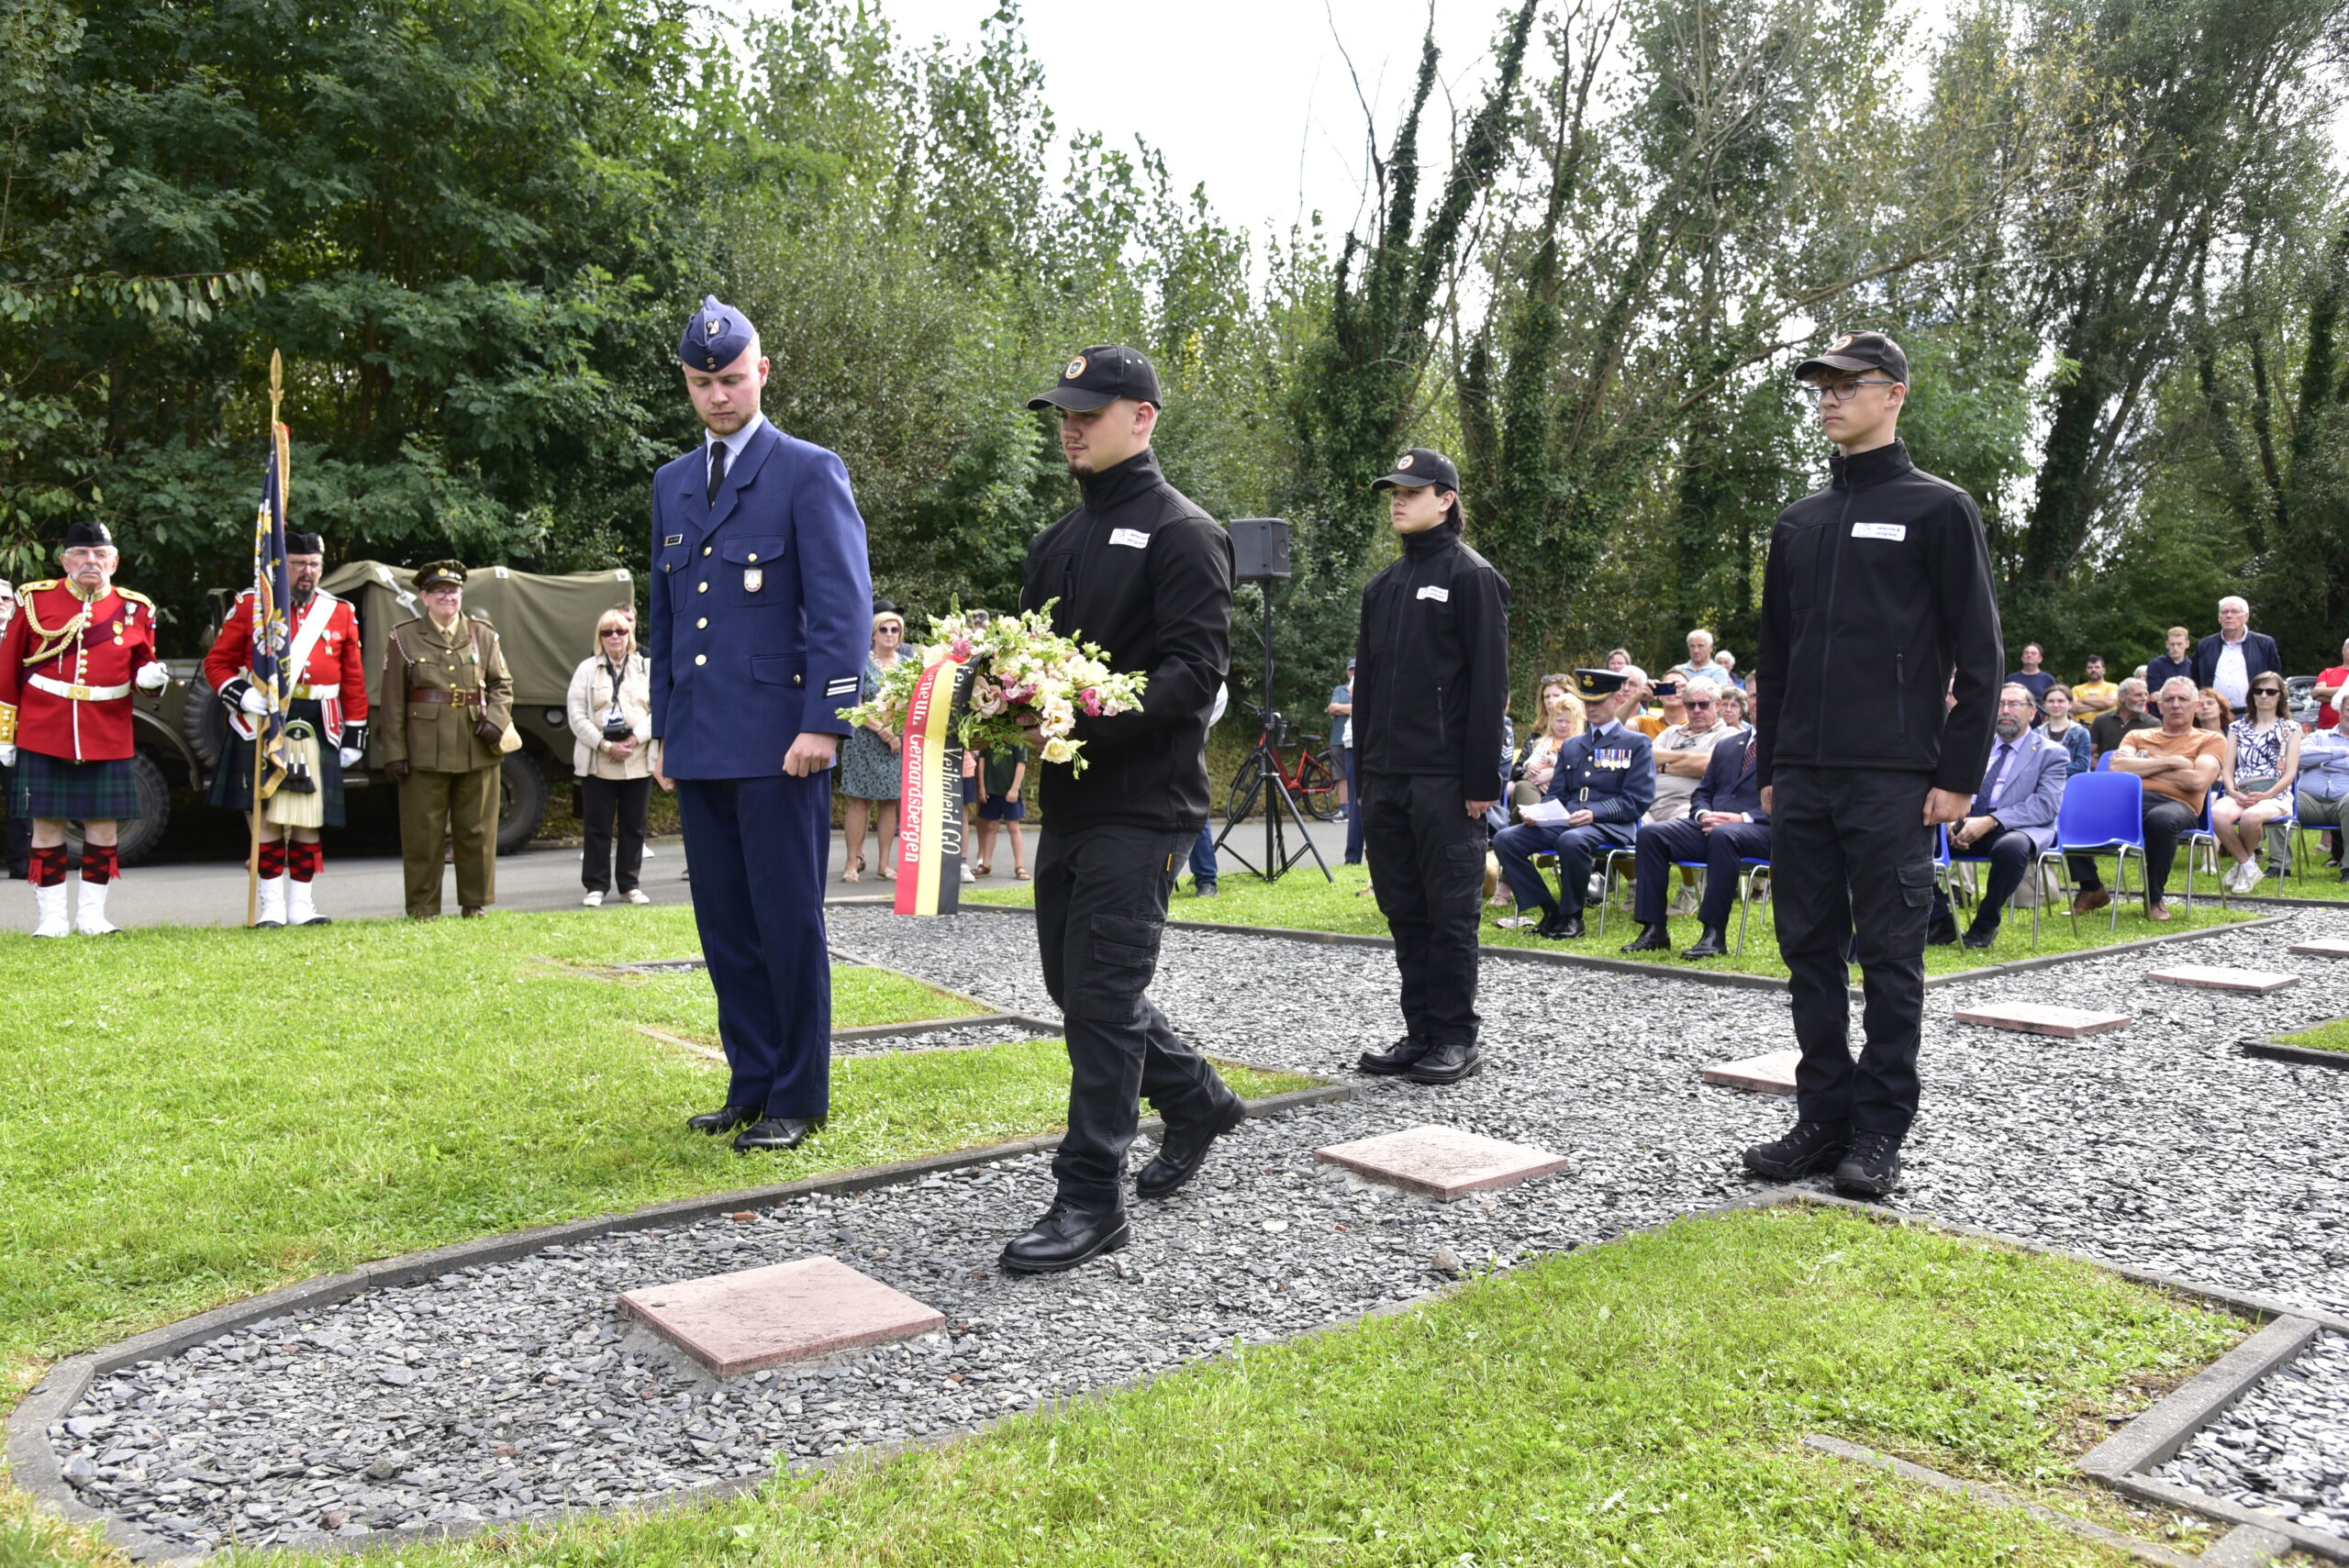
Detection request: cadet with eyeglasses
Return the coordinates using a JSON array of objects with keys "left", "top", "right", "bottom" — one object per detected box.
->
[{"left": 1747, "top": 331, "right": 2002, "bottom": 1198}]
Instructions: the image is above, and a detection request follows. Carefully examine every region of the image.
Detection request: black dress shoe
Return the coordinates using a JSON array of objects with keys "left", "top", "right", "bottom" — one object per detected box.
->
[
  {"left": 1681, "top": 925, "right": 1729, "bottom": 959},
  {"left": 1960, "top": 924, "right": 1998, "bottom": 950},
  {"left": 998, "top": 1201, "right": 1131, "bottom": 1274},
  {"left": 733, "top": 1115, "right": 824, "bottom": 1152},
  {"left": 1136, "top": 1096, "right": 1247, "bottom": 1199},
  {"left": 1537, "top": 910, "right": 1584, "bottom": 940},
  {"left": 686, "top": 1104, "right": 760, "bottom": 1135},
  {"left": 1925, "top": 913, "right": 1958, "bottom": 946},
  {"left": 1358, "top": 1037, "right": 1433, "bottom": 1075},
  {"left": 1403, "top": 1039, "right": 1484, "bottom": 1084},
  {"left": 1742, "top": 1119, "right": 1851, "bottom": 1180},
  {"left": 1831, "top": 1130, "right": 1903, "bottom": 1197},
  {"left": 1620, "top": 923, "right": 1673, "bottom": 953}
]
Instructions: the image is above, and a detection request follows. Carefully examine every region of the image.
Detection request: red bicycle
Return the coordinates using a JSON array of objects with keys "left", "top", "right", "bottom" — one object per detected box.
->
[{"left": 1226, "top": 701, "right": 1343, "bottom": 822}]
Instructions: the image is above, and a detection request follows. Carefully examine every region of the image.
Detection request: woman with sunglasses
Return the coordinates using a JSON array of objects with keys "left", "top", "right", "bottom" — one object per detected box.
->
[
  {"left": 567, "top": 608, "right": 658, "bottom": 905},
  {"left": 2211, "top": 674, "right": 2300, "bottom": 893},
  {"left": 838, "top": 604, "right": 908, "bottom": 881}
]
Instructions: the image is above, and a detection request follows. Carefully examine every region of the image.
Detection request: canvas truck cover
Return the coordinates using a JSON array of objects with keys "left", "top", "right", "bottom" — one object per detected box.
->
[{"left": 320, "top": 562, "right": 636, "bottom": 710}]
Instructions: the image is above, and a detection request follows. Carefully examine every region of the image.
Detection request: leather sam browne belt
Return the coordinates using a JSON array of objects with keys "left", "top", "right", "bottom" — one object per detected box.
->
[
  {"left": 28, "top": 673, "right": 131, "bottom": 702},
  {"left": 406, "top": 688, "right": 483, "bottom": 706}
]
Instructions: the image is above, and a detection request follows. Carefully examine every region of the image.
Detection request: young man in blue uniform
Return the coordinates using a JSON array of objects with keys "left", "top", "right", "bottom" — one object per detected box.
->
[
  {"left": 649, "top": 295, "right": 872, "bottom": 1152},
  {"left": 1493, "top": 668, "right": 1653, "bottom": 939}
]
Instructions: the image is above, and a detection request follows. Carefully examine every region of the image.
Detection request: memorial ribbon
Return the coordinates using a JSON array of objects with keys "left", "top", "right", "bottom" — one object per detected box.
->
[{"left": 893, "top": 651, "right": 975, "bottom": 916}]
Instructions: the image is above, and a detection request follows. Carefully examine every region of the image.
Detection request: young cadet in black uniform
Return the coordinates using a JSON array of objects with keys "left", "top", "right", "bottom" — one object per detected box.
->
[
  {"left": 1350, "top": 450, "right": 1510, "bottom": 1085},
  {"left": 1749, "top": 331, "right": 2002, "bottom": 1197},
  {"left": 1003, "top": 345, "right": 1246, "bottom": 1274}
]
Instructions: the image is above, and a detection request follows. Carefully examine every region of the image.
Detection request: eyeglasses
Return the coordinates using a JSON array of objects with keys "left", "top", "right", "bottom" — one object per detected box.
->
[
  {"left": 1800, "top": 378, "right": 1898, "bottom": 404},
  {"left": 1997, "top": 697, "right": 2036, "bottom": 709}
]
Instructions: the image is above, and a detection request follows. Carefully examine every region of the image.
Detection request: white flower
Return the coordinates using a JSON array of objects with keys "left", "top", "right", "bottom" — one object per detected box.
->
[{"left": 1041, "top": 737, "right": 1076, "bottom": 763}]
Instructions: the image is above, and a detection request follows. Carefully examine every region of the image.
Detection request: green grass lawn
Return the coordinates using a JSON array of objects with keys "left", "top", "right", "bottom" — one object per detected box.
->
[
  {"left": 0, "top": 910, "right": 1310, "bottom": 1390},
  {"left": 2275, "top": 1016, "right": 2349, "bottom": 1052},
  {"left": 99, "top": 1206, "right": 2239, "bottom": 1568},
  {"left": 969, "top": 859, "right": 2261, "bottom": 980}
]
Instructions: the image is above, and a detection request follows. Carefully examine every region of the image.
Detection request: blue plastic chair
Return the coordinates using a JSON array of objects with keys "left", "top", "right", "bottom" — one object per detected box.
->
[
  {"left": 1936, "top": 824, "right": 2049, "bottom": 949},
  {"left": 2051, "top": 772, "right": 2146, "bottom": 935}
]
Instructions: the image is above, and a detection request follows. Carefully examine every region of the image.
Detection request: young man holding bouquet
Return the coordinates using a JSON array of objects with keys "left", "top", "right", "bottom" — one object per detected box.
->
[{"left": 1004, "top": 344, "right": 1246, "bottom": 1274}]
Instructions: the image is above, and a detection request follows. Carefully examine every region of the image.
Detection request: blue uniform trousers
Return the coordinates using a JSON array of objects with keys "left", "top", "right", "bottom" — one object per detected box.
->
[
  {"left": 675, "top": 771, "right": 833, "bottom": 1118},
  {"left": 1632, "top": 817, "right": 1773, "bottom": 928},
  {"left": 1495, "top": 819, "right": 1634, "bottom": 917},
  {"left": 1187, "top": 820, "right": 1218, "bottom": 885},
  {"left": 1341, "top": 746, "right": 1364, "bottom": 864}
]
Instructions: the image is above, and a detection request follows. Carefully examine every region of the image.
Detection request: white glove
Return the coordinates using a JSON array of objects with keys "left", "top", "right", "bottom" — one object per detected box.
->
[
  {"left": 339, "top": 746, "right": 362, "bottom": 768},
  {"left": 239, "top": 684, "right": 271, "bottom": 716},
  {"left": 136, "top": 662, "right": 169, "bottom": 693},
  {"left": 0, "top": 744, "right": 15, "bottom": 767}
]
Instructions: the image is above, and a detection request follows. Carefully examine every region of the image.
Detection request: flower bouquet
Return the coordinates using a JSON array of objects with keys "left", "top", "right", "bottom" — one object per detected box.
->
[{"left": 835, "top": 603, "right": 1145, "bottom": 772}]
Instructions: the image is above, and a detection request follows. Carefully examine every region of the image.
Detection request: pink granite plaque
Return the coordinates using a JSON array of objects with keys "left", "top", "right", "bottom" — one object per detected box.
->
[
  {"left": 618, "top": 1256, "right": 943, "bottom": 1377},
  {"left": 2145, "top": 964, "right": 2299, "bottom": 993},
  {"left": 1314, "top": 1125, "right": 1570, "bottom": 1201},
  {"left": 1701, "top": 1049, "right": 1800, "bottom": 1095},
  {"left": 1953, "top": 1001, "right": 2132, "bottom": 1038}
]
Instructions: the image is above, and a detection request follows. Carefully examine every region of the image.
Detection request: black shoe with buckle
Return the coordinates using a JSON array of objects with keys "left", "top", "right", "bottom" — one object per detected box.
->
[
  {"left": 1832, "top": 1130, "right": 1903, "bottom": 1197},
  {"left": 998, "top": 1201, "right": 1131, "bottom": 1274},
  {"left": 1358, "top": 1036, "right": 1433, "bottom": 1076},
  {"left": 1620, "top": 923, "right": 1673, "bottom": 953},
  {"left": 1682, "top": 925, "right": 1729, "bottom": 959},
  {"left": 1403, "top": 1039, "right": 1484, "bottom": 1085},
  {"left": 1742, "top": 1119, "right": 1851, "bottom": 1181},
  {"left": 732, "top": 1115, "right": 825, "bottom": 1152},
  {"left": 1136, "top": 1097, "right": 1247, "bottom": 1200},
  {"left": 686, "top": 1104, "right": 760, "bottom": 1135}
]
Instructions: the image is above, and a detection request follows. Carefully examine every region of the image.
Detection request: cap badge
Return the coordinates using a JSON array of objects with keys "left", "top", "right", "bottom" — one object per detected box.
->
[
  {"left": 1831, "top": 333, "right": 1854, "bottom": 350},
  {"left": 705, "top": 316, "right": 722, "bottom": 340},
  {"left": 1397, "top": 453, "right": 1414, "bottom": 469},
  {"left": 1063, "top": 354, "right": 1087, "bottom": 380}
]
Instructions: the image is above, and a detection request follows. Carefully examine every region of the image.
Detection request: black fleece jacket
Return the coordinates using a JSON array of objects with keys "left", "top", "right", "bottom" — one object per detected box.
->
[
  {"left": 1351, "top": 521, "right": 1512, "bottom": 798},
  {"left": 1019, "top": 448, "right": 1232, "bottom": 833},
  {"left": 1755, "top": 439, "right": 2003, "bottom": 793}
]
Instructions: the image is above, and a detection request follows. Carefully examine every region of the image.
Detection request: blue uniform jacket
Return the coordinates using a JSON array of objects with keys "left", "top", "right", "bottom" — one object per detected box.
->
[
  {"left": 648, "top": 422, "right": 872, "bottom": 779},
  {"left": 1690, "top": 730, "right": 1767, "bottom": 822},
  {"left": 1542, "top": 723, "right": 1655, "bottom": 823}
]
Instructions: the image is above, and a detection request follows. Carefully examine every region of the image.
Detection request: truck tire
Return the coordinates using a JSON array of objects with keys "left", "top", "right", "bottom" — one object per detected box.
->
[
  {"left": 182, "top": 673, "right": 227, "bottom": 767},
  {"left": 73, "top": 752, "right": 173, "bottom": 867},
  {"left": 496, "top": 750, "right": 550, "bottom": 856}
]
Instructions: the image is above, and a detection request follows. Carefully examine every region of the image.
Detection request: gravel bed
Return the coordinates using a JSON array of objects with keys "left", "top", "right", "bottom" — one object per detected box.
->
[
  {"left": 2153, "top": 1330, "right": 2349, "bottom": 1537},
  {"left": 830, "top": 1022, "right": 1055, "bottom": 1059},
  {"left": 50, "top": 901, "right": 2349, "bottom": 1551}
]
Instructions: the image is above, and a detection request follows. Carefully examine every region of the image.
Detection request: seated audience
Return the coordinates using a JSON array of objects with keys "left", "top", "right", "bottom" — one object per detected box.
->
[
  {"left": 2069, "top": 677, "right": 2226, "bottom": 921},
  {"left": 2071, "top": 655, "right": 2119, "bottom": 719},
  {"left": 2211, "top": 673, "right": 2299, "bottom": 893},
  {"left": 2144, "top": 627, "right": 2196, "bottom": 697},
  {"left": 1605, "top": 648, "right": 1631, "bottom": 673},
  {"left": 2192, "top": 595, "right": 2280, "bottom": 714},
  {"left": 1620, "top": 711, "right": 1767, "bottom": 959},
  {"left": 2089, "top": 676, "right": 2158, "bottom": 761},
  {"left": 2007, "top": 642, "right": 2055, "bottom": 717},
  {"left": 2295, "top": 703, "right": 2349, "bottom": 878},
  {"left": 1712, "top": 650, "right": 1743, "bottom": 687},
  {"left": 1510, "top": 700, "right": 1585, "bottom": 811},
  {"left": 2196, "top": 687, "right": 2233, "bottom": 734},
  {"left": 1719, "top": 685, "right": 1750, "bottom": 729},
  {"left": 1646, "top": 678, "right": 1737, "bottom": 823},
  {"left": 1493, "top": 670, "right": 1653, "bottom": 939},
  {"left": 2039, "top": 684, "right": 2092, "bottom": 775},
  {"left": 1620, "top": 667, "right": 1668, "bottom": 738},
  {"left": 2314, "top": 636, "right": 2349, "bottom": 729},
  {"left": 1668, "top": 628, "right": 1732, "bottom": 688},
  {"left": 1947, "top": 684, "right": 2071, "bottom": 947}
]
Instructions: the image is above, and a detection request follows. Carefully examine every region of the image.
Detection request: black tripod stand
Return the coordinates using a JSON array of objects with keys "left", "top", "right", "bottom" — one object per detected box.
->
[{"left": 1213, "top": 552, "right": 1331, "bottom": 884}]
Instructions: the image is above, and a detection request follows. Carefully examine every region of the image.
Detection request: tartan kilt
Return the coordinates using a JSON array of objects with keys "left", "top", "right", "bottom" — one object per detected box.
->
[
  {"left": 206, "top": 698, "right": 347, "bottom": 827},
  {"left": 11, "top": 751, "right": 142, "bottom": 821}
]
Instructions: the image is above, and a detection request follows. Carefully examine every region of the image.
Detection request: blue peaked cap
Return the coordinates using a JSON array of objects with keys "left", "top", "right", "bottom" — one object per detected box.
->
[{"left": 679, "top": 295, "right": 757, "bottom": 373}]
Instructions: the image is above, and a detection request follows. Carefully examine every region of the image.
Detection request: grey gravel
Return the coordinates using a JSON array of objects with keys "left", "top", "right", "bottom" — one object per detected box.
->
[
  {"left": 50, "top": 899, "right": 2349, "bottom": 1551},
  {"left": 2154, "top": 1330, "right": 2349, "bottom": 1536}
]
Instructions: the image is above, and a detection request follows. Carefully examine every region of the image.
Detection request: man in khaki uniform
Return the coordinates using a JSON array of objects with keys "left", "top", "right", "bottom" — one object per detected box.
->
[{"left": 377, "top": 561, "right": 513, "bottom": 917}]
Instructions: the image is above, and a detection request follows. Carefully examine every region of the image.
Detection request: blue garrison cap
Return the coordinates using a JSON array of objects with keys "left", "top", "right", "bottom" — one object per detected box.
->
[{"left": 679, "top": 295, "right": 757, "bottom": 373}]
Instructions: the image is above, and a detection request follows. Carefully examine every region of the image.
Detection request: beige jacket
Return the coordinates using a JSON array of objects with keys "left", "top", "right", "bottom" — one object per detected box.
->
[{"left": 567, "top": 652, "right": 653, "bottom": 780}]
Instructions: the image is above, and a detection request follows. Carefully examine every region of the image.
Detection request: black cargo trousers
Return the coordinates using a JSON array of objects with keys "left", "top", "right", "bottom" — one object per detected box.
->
[
  {"left": 1769, "top": 765, "right": 1936, "bottom": 1139},
  {"left": 1361, "top": 771, "right": 1487, "bottom": 1047},
  {"left": 1034, "top": 822, "right": 1243, "bottom": 1210}
]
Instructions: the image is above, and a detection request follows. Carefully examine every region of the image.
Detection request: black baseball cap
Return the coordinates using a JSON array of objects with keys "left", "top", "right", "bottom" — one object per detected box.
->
[
  {"left": 1796, "top": 330, "right": 1909, "bottom": 384},
  {"left": 1027, "top": 345, "right": 1162, "bottom": 412},
  {"left": 1370, "top": 448, "right": 1461, "bottom": 493}
]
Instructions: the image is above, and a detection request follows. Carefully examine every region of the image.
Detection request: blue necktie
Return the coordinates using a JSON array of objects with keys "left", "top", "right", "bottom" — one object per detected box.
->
[{"left": 1972, "top": 742, "right": 2013, "bottom": 817}]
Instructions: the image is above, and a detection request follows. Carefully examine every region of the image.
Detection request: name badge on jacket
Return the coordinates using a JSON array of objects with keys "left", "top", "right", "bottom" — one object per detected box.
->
[
  {"left": 1417, "top": 585, "right": 1450, "bottom": 602},
  {"left": 1852, "top": 522, "right": 1906, "bottom": 541},
  {"left": 1109, "top": 528, "right": 1150, "bottom": 549}
]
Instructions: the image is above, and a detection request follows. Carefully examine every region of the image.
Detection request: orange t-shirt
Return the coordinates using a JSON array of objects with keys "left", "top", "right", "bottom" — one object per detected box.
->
[{"left": 2115, "top": 727, "right": 2227, "bottom": 810}]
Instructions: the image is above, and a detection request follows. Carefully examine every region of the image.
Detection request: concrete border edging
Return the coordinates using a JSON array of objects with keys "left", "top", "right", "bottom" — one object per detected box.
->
[
  {"left": 2240, "top": 1016, "right": 2349, "bottom": 1072},
  {"left": 2080, "top": 1316, "right": 2322, "bottom": 1478}
]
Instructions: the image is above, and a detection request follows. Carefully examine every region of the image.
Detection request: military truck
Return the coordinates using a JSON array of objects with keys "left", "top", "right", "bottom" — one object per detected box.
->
[{"left": 128, "top": 562, "right": 636, "bottom": 865}]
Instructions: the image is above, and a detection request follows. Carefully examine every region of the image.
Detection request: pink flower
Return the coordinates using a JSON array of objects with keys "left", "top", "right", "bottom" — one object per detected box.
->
[
  {"left": 1080, "top": 687, "right": 1102, "bottom": 717},
  {"left": 949, "top": 636, "right": 974, "bottom": 661}
]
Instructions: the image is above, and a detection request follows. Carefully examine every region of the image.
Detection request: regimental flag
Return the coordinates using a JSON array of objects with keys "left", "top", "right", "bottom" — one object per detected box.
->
[
  {"left": 893, "top": 652, "right": 977, "bottom": 916},
  {"left": 246, "top": 423, "right": 295, "bottom": 800}
]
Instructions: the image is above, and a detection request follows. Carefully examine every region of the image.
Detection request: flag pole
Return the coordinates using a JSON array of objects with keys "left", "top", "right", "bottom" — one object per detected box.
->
[{"left": 247, "top": 350, "right": 284, "bottom": 928}]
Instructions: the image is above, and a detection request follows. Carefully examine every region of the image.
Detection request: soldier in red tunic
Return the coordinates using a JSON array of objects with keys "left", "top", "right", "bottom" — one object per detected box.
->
[
  {"left": 0, "top": 522, "right": 168, "bottom": 936},
  {"left": 203, "top": 530, "right": 370, "bottom": 927}
]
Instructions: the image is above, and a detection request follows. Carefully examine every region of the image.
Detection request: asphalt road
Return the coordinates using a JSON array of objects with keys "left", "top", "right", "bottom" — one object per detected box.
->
[{"left": 1, "top": 817, "right": 1353, "bottom": 932}]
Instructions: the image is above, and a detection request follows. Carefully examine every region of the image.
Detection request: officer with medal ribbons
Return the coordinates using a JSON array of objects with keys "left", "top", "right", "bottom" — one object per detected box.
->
[
  {"left": 1004, "top": 344, "right": 1246, "bottom": 1274},
  {"left": 0, "top": 521, "right": 168, "bottom": 937},
  {"left": 204, "top": 529, "right": 369, "bottom": 927},
  {"left": 1350, "top": 448, "right": 1511, "bottom": 1086},
  {"left": 1493, "top": 668, "right": 1654, "bottom": 938},
  {"left": 651, "top": 295, "right": 871, "bottom": 1154}
]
